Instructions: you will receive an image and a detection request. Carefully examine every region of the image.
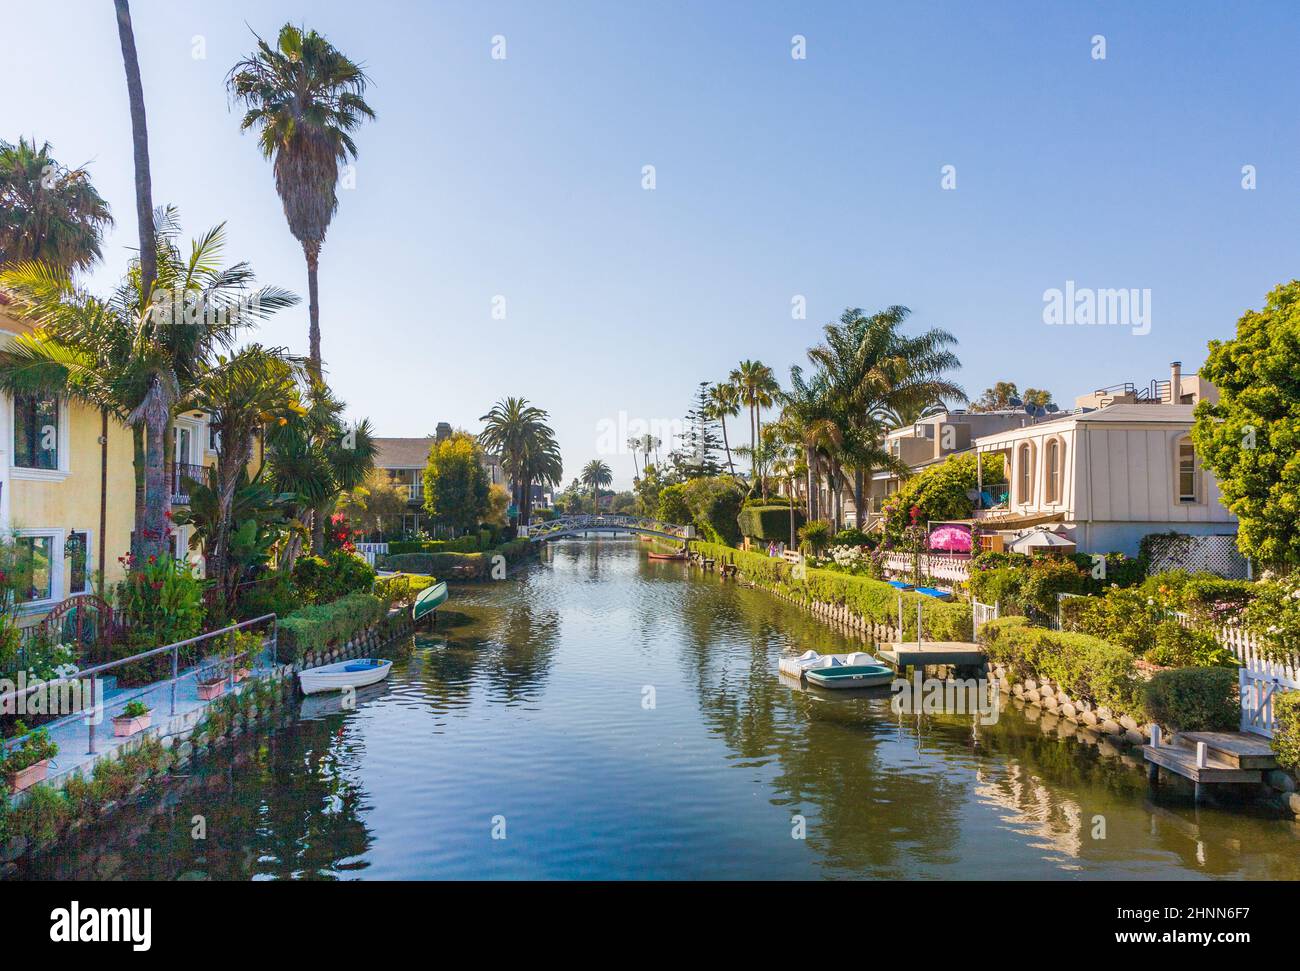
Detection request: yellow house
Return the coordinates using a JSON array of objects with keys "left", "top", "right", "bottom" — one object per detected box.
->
[{"left": 0, "top": 300, "right": 214, "bottom": 623}]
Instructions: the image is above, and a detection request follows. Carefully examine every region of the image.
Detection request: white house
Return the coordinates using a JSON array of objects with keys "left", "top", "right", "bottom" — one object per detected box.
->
[{"left": 971, "top": 364, "right": 1238, "bottom": 565}]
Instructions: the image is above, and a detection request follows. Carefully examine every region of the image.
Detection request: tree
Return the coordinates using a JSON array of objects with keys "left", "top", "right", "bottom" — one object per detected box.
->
[
  {"left": 0, "top": 138, "right": 113, "bottom": 273},
  {"left": 484, "top": 482, "right": 511, "bottom": 526},
  {"left": 1193, "top": 280, "right": 1300, "bottom": 569},
  {"left": 227, "top": 23, "right": 376, "bottom": 381},
  {"left": 580, "top": 459, "right": 613, "bottom": 510},
  {"left": 478, "top": 397, "right": 563, "bottom": 526},
  {"left": 1023, "top": 388, "right": 1057, "bottom": 410},
  {"left": 422, "top": 431, "right": 489, "bottom": 532},
  {"left": 706, "top": 381, "right": 740, "bottom": 475},
  {"left": 338, "top": 468, "right": 409, "bottom": 540},
  {"left": 0, "top": 210, "right": 297, "bottom": 562},
  {"left": 970, "top": 381, "right": 1053, "bottom": 412},
  {"left": 730, "top": 360, "right": 779, "bottom": 487},
  {"left": 114, "top": 0, "right": 157, "bottom": 303},
  {"left": 677, "top": 381, "right": 723, "bottom": 479}
]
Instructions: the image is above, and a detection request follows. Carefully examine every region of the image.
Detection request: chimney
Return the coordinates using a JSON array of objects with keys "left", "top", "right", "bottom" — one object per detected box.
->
[
  {"left": 435, "top": 421, "right": 452, "bottom": 443},
  {"left": 1169, "top": 361, "right": 1182, "bottom": 403}
]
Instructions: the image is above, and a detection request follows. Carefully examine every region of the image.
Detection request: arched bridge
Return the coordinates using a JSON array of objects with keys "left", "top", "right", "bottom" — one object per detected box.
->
[{"left": 526, "top": 515, "right": 693, "bottom": 543}]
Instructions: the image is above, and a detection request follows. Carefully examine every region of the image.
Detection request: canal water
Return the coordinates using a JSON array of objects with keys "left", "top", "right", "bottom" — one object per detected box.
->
[{"left": 21, "top": 539, "right": 1300, "bottom": 880}]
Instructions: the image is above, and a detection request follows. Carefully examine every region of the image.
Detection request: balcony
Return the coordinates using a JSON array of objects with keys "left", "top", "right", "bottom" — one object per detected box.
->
[{"left": 171, "top": 462, "right": 207, "bottom": 504}]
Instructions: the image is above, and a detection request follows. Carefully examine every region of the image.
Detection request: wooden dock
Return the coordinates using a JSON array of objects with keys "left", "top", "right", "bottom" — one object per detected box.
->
[
  {"left": 878, "top": 641, "right": 985, "bottom": 669},
  {"left": 1142, "top": 730, "right": 1277, "bottom": 791}
]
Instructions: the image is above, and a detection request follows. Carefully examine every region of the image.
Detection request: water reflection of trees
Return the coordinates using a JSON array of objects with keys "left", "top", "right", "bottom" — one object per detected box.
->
[{"left": 675, "top": 577, "right": 966, "bottom": 876}]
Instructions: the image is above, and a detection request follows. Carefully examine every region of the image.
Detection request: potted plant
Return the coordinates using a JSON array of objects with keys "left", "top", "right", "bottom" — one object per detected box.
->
[
  {"left": 1, "top": 721, "right": 58, "bottom": 792},
  {"left": 196, "top": 658, "right": 226, "bottom": 700},
  {"left": 112, "top": 699, "right": 152, "bottom": 737},
  {"left": 231, "top": 629, "right": 262, "bottom": 682}
]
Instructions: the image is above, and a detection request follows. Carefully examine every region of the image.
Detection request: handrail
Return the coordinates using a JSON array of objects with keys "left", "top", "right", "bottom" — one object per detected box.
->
[{"left": 0, "top": 613, "right": 277, "bottom": 758}]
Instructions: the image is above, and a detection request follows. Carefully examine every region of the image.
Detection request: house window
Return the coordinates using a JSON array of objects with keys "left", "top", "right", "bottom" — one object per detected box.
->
[
  {"left": 1017, "top": 443, "right": 1034, "bottom": 504},
  {"left": 15, "top": 534, "right": 55, "bottom": 604},
  {"left": 13, "top": 392, "right": 60, "bottom": 470},
  {"left": 65, "top": 531, "right": 90, "bottom": 595},
  {"left": 1177, "top": 438, "right": 1199, "bottom": 503},
  {"left": 1045, "top": 439, "right": 1063, "bottom": 504}
]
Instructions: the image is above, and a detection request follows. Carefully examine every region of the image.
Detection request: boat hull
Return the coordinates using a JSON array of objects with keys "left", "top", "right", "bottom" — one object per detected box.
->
[
  {"left": 298, "top": 658, "right": 393, "bottom": 696},
  {"left": 647, "top": 551, "right": 686, "bottom": 560},
  {"left": 412, "top": 581, "right": 449, "bottom": 623},
  {"left": 804, "top": 664, "right": 895, "bottom": 689}
]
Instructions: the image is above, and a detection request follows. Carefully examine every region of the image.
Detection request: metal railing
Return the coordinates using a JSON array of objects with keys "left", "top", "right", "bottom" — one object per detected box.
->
[
  {"left": 0, "top": 613, "right": 276, "bottom": 758},
  {"left": 170, "top": 462, "right": 208, "bottom": 504}
]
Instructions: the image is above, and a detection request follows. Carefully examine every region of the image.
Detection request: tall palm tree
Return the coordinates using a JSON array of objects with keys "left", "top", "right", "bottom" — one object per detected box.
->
[
  {"left": 113, "top": 0, "right": 157, "bottom": 302},
  {"left": 580, "top": 459, "right": 612, "bottom": 512},
  {"left": 227, "top": 23, "right": 375, "bottom": 381},
  {"left": 0, "top": 138, "right": 113, "bottom": 273},
  {"left": 626, "top": 435, "right": 642, "bottom": 480},
  {"left": 0, "top": 210, "right": 297, "bottom": 562},
  {"left": 479, "top": 397, "right": 561, "bottom": 526},
  {"left": 705, "top": 382, "right": 740, "bottom": 476},
  {"left": 730, "top": 360, "right": 779, "bottom": 492}
]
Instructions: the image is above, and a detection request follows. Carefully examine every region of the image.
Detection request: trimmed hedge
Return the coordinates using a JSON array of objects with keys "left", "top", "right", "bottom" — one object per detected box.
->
[
  {"left": 1274, "top": 692, "right": 1300, "bottom": 774},
  {"left": 691, "top": 540, "right": 972, "bottom": 641},
  {"left": 737, "top": 505, "right": 805, "bottom": 542},
  {"left": 277, "top": 592, "right": 386, "bottom": 662},
  {"left": 376, "top": 539, "right": 534, "bottom": 580},
  {"left": 1142, "top": 667, "right": 1239, "bottom": 733},
  {"left": 978, "top": 617, "right": 1142, "bottom": 714},
  {"left": 388, "top": 536, "right": 485, "bottom": 555}
]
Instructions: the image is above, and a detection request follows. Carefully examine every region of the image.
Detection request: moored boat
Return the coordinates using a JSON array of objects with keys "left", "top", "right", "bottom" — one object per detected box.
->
[
  {"left": 298, "top": 658, "right": 393, "bottom": 696},
  {"left": 412, "top": 580, "right": 449, "bottom": 623},
  {"left": 779, "top": 650, "right": 894, "bottom": 688},
  {"left": 647, "top": 549, "right": 687, "bottom": 560}
]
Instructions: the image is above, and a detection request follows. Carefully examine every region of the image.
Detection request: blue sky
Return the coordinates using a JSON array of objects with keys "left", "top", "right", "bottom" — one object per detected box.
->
[{"left": 5, "top": 1, "right": 1299, "bottom": 488}]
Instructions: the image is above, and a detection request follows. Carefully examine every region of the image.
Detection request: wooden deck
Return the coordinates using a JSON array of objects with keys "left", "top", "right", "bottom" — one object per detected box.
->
[
  {"left": 878, "top": 641, "right": 985, "bottom": 668},
  {"left": 1142, "top": 730, "right": 1276, "bottom": 788}
]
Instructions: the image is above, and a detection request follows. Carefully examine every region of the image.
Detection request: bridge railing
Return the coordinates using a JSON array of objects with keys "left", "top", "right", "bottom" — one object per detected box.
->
[{"left": 527, "top": 514, "right": 691, "bottom": 540}]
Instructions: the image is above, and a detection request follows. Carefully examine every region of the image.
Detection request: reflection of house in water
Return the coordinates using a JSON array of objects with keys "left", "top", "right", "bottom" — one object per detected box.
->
[{"left": 972, "top": 762, "right": 1084, "bottom": 863}]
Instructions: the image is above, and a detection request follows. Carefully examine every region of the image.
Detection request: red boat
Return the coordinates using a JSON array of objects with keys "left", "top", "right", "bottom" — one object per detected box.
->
[{"left": 647, "top": 549, "right": 688, "bottom": 560}]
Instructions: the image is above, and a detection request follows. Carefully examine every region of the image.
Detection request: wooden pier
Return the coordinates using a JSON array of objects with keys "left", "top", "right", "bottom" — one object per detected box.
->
[
  {"left": 1142, "top": 730, "right": 1278, "bottom": 797},
  {"left": 878, "top": 641, "right": 985, "bottom": 669}
]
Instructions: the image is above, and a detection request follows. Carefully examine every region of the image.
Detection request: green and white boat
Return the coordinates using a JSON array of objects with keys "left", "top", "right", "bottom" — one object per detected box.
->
[
  {"left": 412, "top": 580, "right": 449, "bottom": 624},
  {"left": 799, "top": 652, "right": 895, "bottom": 689}
]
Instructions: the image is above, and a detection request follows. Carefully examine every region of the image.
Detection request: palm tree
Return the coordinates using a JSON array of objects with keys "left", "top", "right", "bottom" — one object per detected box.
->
[
  {"left": 771, "top": 366, "right": 841, "bottom": 525},
  {"left": 0, "top": 138, "right": 113, "bottom": 273},
  {"left": 626, "top": 436, "right": 642, "bottom": 480},
  {"left": 479, "top": 397, "right": 562, "bottom": 527},
  {"left": 0, "top": 210, "right": 297, "bottom": 562},
  {"left": 705, "top": 382, "right": 740, "bottom": 476},
  {"left": 227, "top": 23, "right": 375, "bottom": 381},
  {"left": 580, "top": 459, "right": 613, "bottom": 512},
  {"left": 113, "top": 0, "right": 157, "bottom": 301},
  {"left": 183, "top": 344, "right": 305, "bottom": 604},
  {"left": 729, "top": 360, "right": 779, "bottom": 492}
]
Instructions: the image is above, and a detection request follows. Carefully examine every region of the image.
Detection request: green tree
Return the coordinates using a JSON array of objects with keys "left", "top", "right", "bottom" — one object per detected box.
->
[
  {"left": 478, "top": 397, "right": 563, "bottom": 525},
  {"left": 677, "top": 381, "right": 723, "bottom": 479},
  {"left": 1193, "top": 280, "right": 1300, "bottom": 568},
  {"left": 0, "top": 138, "right": 113, "bottom": 272},
  {"left": 422, "top": 431, "right": 490, "bottom": 532},
  {"left": 227, "top": 23, "right": 376, "bottom": 381},
  {"left": 336, "top": 468, "right": 408, "bottom": 540},
  {"left": 114, "top": 0, "right": 158, "bottom": 302},
  {"left": 729, "top": 359, "right": 779, "bottom": 488},
  {"left": 706, "top": 381, "right": 741, "bottom": 475},
  {"left": 580, "top": 459, "right": 613, "bottom": 510}
]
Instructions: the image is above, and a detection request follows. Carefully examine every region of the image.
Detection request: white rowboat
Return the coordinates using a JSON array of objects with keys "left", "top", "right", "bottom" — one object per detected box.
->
[{"left": 298, "top": 658, "right": 393, "bottom": 696}]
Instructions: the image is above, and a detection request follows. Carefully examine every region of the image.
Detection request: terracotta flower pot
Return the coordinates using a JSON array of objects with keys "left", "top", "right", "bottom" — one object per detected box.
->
[
  {"left": 113, "top": 713, "right": 151, "bottom": 737},
  {"left": 6, "top": 759, "right": 49, "bottom": 792},
  {"left": 197, "top": 680, "right": 225, "bottom": 701}
]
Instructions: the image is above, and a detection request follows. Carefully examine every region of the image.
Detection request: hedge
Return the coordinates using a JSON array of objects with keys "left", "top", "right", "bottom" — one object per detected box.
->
[
  {"left": 691, "top": 540, "right": 972, "bottom": 641},
  {"left": 376, "top": 539, "right": 534, "bottom": 580},
  {"left": 1142, "top": 667, "right": 1239, "bottom": 733},
  {"left": 276, "top": 592, "right": 386, "bottom": 662},
  {"left": 388, "top": 536, "right": 484, "bottom": 555},
  {"left": 1274, "top": 692, "right": 1300, "bottom": 774},
  {"left": 737, "top": 505, "right": 805, "bottom": 542},
  {"left": 978, "top": 617, "right": 1142, "bottom": 714}
]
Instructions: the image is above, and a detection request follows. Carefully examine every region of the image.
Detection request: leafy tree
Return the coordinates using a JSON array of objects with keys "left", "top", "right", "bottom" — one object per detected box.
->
[
  {"left": 682, "top": 475, "right": 746, "bottom": 545},
  {"left": 422, "top": 431, "right": 489, "bottom": 532},
  {"left": 338, "top": 467, "right": 409, "bottom": 539},
  {"left": 970, "top": 382, "right": 1056, "bottom": 412},
  {"left": 227, "top": 23, "right": 376, "bottom": 380},
  {"left": 484, "top": 482, "right": 511, "bottom": 526},
  {"left": 580, "top": 459, "right": 613, "bottom": 509},
  {"left": 677, "top": 381, "right": 723, "bottom": 478},
  {"left": 656, "top": 482, "right": 691, "bottom": 524},
  {"left": 882, "top": 452, "right": 1005, "bottom": 542},
  {"left": 1193, "top": 280, "right": 1300, "bottom": 568},
  {"left": 0, "top": 138, "right": 113, "bottom": 272}
]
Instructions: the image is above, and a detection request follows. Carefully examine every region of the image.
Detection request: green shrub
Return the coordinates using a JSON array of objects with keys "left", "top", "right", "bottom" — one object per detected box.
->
[
  {"left": 682, "top": 476, "right": 746, "bottom": 546},
  {"left": 8, "top": 784, "right": 71, "bottom": 843},
  {"left": 388, "top": 536, "right": 483, "bottom": 555},
  {"left": 1147, "top": 622, "right": 1238, "bottom": 668},
  {"left": 276, "top": 592, "right": 386, "bottom": 662},
  {"left": 1273, "top": 692, "right": 1300, "bottom": 774},
  {"left": 737, "top": 505, "right": 805, "bottom": 542},
  {"left": 977, "top": 619, "right": 1141, "bottom": 713},
  {"left": 656, "top": 483, "right": 691, "bottom": 525},
  {"left": 798, "top": 520, "right": 833, "bottom": 556},
  {"left": 1142, "top": 667, "right": 1239, "bottom": 732},
  {"left": 292, "top": 550, "right": 376, "bottom": 606},
  {"left": 691, "top": 540, "right": 972, "bottom": 641},
  {"left": 1180, "top": 575, "right": 1254, "bottom": 626}
]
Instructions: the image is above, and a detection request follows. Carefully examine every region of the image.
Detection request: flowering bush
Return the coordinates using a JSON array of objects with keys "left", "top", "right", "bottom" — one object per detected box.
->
[
  {"left": 1245, "top": 573, "right": 1300, "bottom": 661},
  {"left": 114, "top": 555, "right": 206, "bottom": 678}
]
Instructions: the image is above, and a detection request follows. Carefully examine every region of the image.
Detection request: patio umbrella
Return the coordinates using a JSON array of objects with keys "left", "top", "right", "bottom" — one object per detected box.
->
[
  {"left": 929, "top": 524, "right": 972, "bottom": 553},
  {"left": 1009, "top": 529, "right": 1076, "bottom": 554}
]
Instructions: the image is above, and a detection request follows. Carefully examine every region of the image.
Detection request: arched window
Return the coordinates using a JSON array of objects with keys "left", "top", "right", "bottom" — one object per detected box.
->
[
  {"left": 1017, "top": 443, "right": 1034, "bottom": 504},
  {"left": 1044, "top": 438, "right": 1064, "bottom": 504},
  {"left": 1176, "top": 436, "right": 1200, "bottom": 503}
]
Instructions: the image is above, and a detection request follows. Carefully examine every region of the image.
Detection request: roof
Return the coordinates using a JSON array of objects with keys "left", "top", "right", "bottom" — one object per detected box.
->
[
  {"left": 972, "top": 402, "right": 1196, "bottom": 449},
  {"left": 373, "top": 437, "right": 435, "bottom": 469}
]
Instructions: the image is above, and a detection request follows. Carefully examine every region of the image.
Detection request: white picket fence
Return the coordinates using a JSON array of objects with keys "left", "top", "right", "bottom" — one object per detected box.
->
[
  {"left": 880, "top": 551, "right": 972, "bottom": 584},
  {"left": 972, "top": 599, "right": 999, "bottom": 639}
]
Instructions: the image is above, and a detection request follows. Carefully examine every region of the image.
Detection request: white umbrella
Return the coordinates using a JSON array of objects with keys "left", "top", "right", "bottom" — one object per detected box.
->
[{"left": 1009, "top": 528, "right": 1077, "bottom": 554}]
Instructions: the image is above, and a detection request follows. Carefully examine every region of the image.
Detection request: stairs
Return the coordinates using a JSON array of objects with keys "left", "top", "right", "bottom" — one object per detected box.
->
[{"left": 1142, "top": 730, "right": 1277, "bottom": 785}]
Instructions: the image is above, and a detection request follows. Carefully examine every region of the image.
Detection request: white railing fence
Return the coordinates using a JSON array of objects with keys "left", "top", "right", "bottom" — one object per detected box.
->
[
  {"left": 879, "top": 551, "right": 972, "bottom": 585},
  {"left": 972, "top": 599, "right": 999, "bottom": 640}
]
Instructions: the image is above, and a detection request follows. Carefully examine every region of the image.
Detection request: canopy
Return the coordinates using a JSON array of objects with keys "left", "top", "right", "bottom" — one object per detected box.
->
[{"left": 1008, "top": 528, "right": 1077, "bottom": 554}]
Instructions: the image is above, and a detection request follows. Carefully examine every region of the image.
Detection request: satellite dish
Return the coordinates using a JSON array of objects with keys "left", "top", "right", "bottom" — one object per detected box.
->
[{"left": 1008, "top": 396, "right": 1023, "bottom": 408}]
